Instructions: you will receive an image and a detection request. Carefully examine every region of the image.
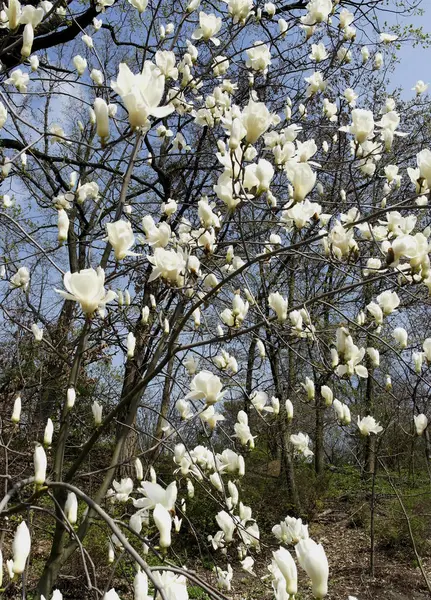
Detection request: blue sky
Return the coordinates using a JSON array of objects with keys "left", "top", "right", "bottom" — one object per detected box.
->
[{"left": 387, "top": 3, "right": 430, "bottom": 97}]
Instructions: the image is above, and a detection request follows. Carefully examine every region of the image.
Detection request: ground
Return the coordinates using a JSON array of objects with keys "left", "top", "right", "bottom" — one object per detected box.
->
[{"left": 217, "top": 500, "right": 431, "bottom": 600}]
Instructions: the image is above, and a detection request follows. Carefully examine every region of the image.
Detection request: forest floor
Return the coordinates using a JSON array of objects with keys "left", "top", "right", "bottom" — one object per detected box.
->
[{"left": 213, "top": 498, "right": 431, "bottom": 600}]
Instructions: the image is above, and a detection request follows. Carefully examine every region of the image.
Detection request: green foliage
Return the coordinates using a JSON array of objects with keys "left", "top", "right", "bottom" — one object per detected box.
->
[
  {"left": 188, "top": 585, "right": 211, "bottom": 600},
  {"left": 374, "top": 488, "right": 431, "bottom": 557}
]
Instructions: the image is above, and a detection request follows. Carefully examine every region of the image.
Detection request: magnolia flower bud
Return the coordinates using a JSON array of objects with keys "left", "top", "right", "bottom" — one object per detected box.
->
[
  {"left": 134, "top": 457, "right": 143, "bottom": 481},
  {"left": 256, "top": 339, "right": 266, "bottom": 358},
  {"left": 153, "top": 503, "right": 172, "bottom": 548},
  {"left": 21, "top": 23, "right": 34, "bottom": 58},
  {"left": 271, "top": 396, "right": 280, "bottom": 415},
  {"left": 392, "top": 327, "right": 407, "bottom": 348},
  {"left": 7, "top": 558, "right": 14, "bottom": 580},
  {"left": 94, "top": 97, "right": 110, "bottom": 142},
  {"left": 320, "top": 385, "right": 333, "bottom": 406},
  {"left": 141, "top": 306, "right": 150, "bottom": 324},
  {"left": 65, "top": 492, "right": 78, "bottom": 524},
  {"left": 273, "top": 547, "right": 297, "bottom": 595},
  {"left": 92, "top": 401, "right": 103, "bottom": 426},
  {"left": 302, "top": 376, "right": 315, "bottom": 400},
  {"left": 67, "top": 387, "right": 76, "bottom": 408},
  {"left": 29, "top": 55, "right": 39, "bottom": 71},
  {"left": 295, "top": 538, "right": 328, "bottom": 599},
  {"left": 82, "top": 34, "right": 93, "bottom": 48},
  {"left": 12, "top": 395, "right": 21, "bottom": 423},
  {"left": 44, "top": 418, "right": 54, "bottom": 446},
  {"left": 7, "top": 0, "right": 20, "bottom": 30},
  {"left": 285, "top": 399, "right": 293, "bottom": 420},
  {"left": 34, "top": 443, "right": 47, "bottom": 485},
  {"left": 413, "top": 351, "right": 423, "bottom": 374},
  {"left": 73, "top": 55, "right": 87, "bottom": 75},
  {"left": 187, "top": 479, "right": 195, "bottom": 498},
  {"left": 108, "top": 541, "right": 115, "bottom": 563},
  {"left": 12, "top": 521, "right": 31, "bottom": 575},
  {"left": 58, "top": 208, "right": 69, "bottom": 242},
  {"left": 193, "top": 307, "right": 201, "bottom": 328},
  {"left": 127, "top": 332, "right": 136, "bottom": 358}
]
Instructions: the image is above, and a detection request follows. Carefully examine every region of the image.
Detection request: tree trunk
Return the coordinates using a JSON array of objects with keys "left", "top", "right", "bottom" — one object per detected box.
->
[
  {"left": 267, "top": 341, "right": 301, "bottom": 514},
  {"left": 150, "top": 356, "right": 174, "bottom": 464},
  {"left": 314, "top": 394, "right": 325, "bottom": 476}
]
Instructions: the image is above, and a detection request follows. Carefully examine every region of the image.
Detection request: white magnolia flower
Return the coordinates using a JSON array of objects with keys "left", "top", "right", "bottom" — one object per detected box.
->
[
  {"left": 5, "top": 69, "right": 29, "bottom": 93},
  {"left": 301, "top": 0, "right": 332, "bottom": 25},
  {"left": 176, "top": 398, "right": 194, "bottom": 420},
  {"left": 268, "top": 292, "right": 288, "bottom": 322},
  {"left": 290, "top": 432, "right": 313, "bottom": 457},
  {"left": 133, "top": 481, "right": 177, "bottom": 511},
  {"left": 301, "top": 376, "right": 315, "bottom": 400},
  {"left": 214, "top": 564, "right": 233, "bottom": 592},
  {"left": 127, "top": 331, "right": 136, "bottom": 358},
  {"left": 333, "top": 399, "right": 351, "bottom": 425},
  {"left": 225, "top": 0, "right": 253, "bottom": 23},
  {"left": 271, "top": 547, "right": 298, "bottom": 596},
  {"left": 272, "top": 515, "right": 309, "bottom": 544},
  {"left": 108, "top": 478, "right": 134, "bottom": 502},
  {"left": 151, "top": 571, "right": 188, "bottom": 600},
  {"left": 106, "top": 220, "right": 137, "bottom": 260},
  {"left": 357, "top": 415, "right": 383, "bottom": 436},
  {"left": 241, "top": 99, "right": 272, "bottom": 144},
  {"left": 57, "top": 208, "right": 70, "bottom": 243},
  {"left": 192, "top": 12, "right": 222, "bottom": 45},
  {"left": 234, "top": 410, "right": 255, "bottom": 448},
  {"left": 200, "top": 405, "right": 225, "bottom": 429},
  {"left": 376, "top": 290, "right": 400, "bottom": 315},
  {"left": 340, "top": 108, "right": 374, "bottom": 144},
  {"left": 31, "top": 323, "right": 43, "bottom": 341},
  {"left": 55, "top": 267, "right": 117, "bottom": 315},
  {"left": 285, "top": 161, "right": 316, "bottom": 201},
  {"left": 392, "top": 327, "right": 408, "bottom": 348},
  {"left": 414, "top": 414, "right": 428, "bottom": 436},
  {"left": 11, "top": 266, "right": 30, "bottom": 290},
  {"left": 111, "top": 62, "right": 174, "bottom": 129},
  {"left": 412, "top": 80, "right": 429, "bottom": 96},
  {"left": 128, "top": 0, "right": 148, "bottom": 12},
  {"left": 220, "top": 294, "right": 249, "bottom": 327},
  {"left": 185, "top": 370, "right": 224, "bottom": 405},
  {"left": 66, "top": 387, "right": 76, "bottom": 409},
  {"left": 245, "top": 41, "right": 271, "bottom": 72},
  {"left": 380, "top": 32, "right": 398, "bottom": 43},
  {"left": 310, "top": 42, "right": 328, "bottom": 62},
  {"left": 103, "top": 589, "right": 120, "bottom": 600},
  {"left": 148, "top": 248, "right": 186, "bottom": 285},
  {"left": 320, "top": 385, "right": 333, "bottom": 406}
]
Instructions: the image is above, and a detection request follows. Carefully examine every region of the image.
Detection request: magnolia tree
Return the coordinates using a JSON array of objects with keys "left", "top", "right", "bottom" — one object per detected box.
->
[{"left": 0, "top": 0, "right": 431, "bottom": 597}]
